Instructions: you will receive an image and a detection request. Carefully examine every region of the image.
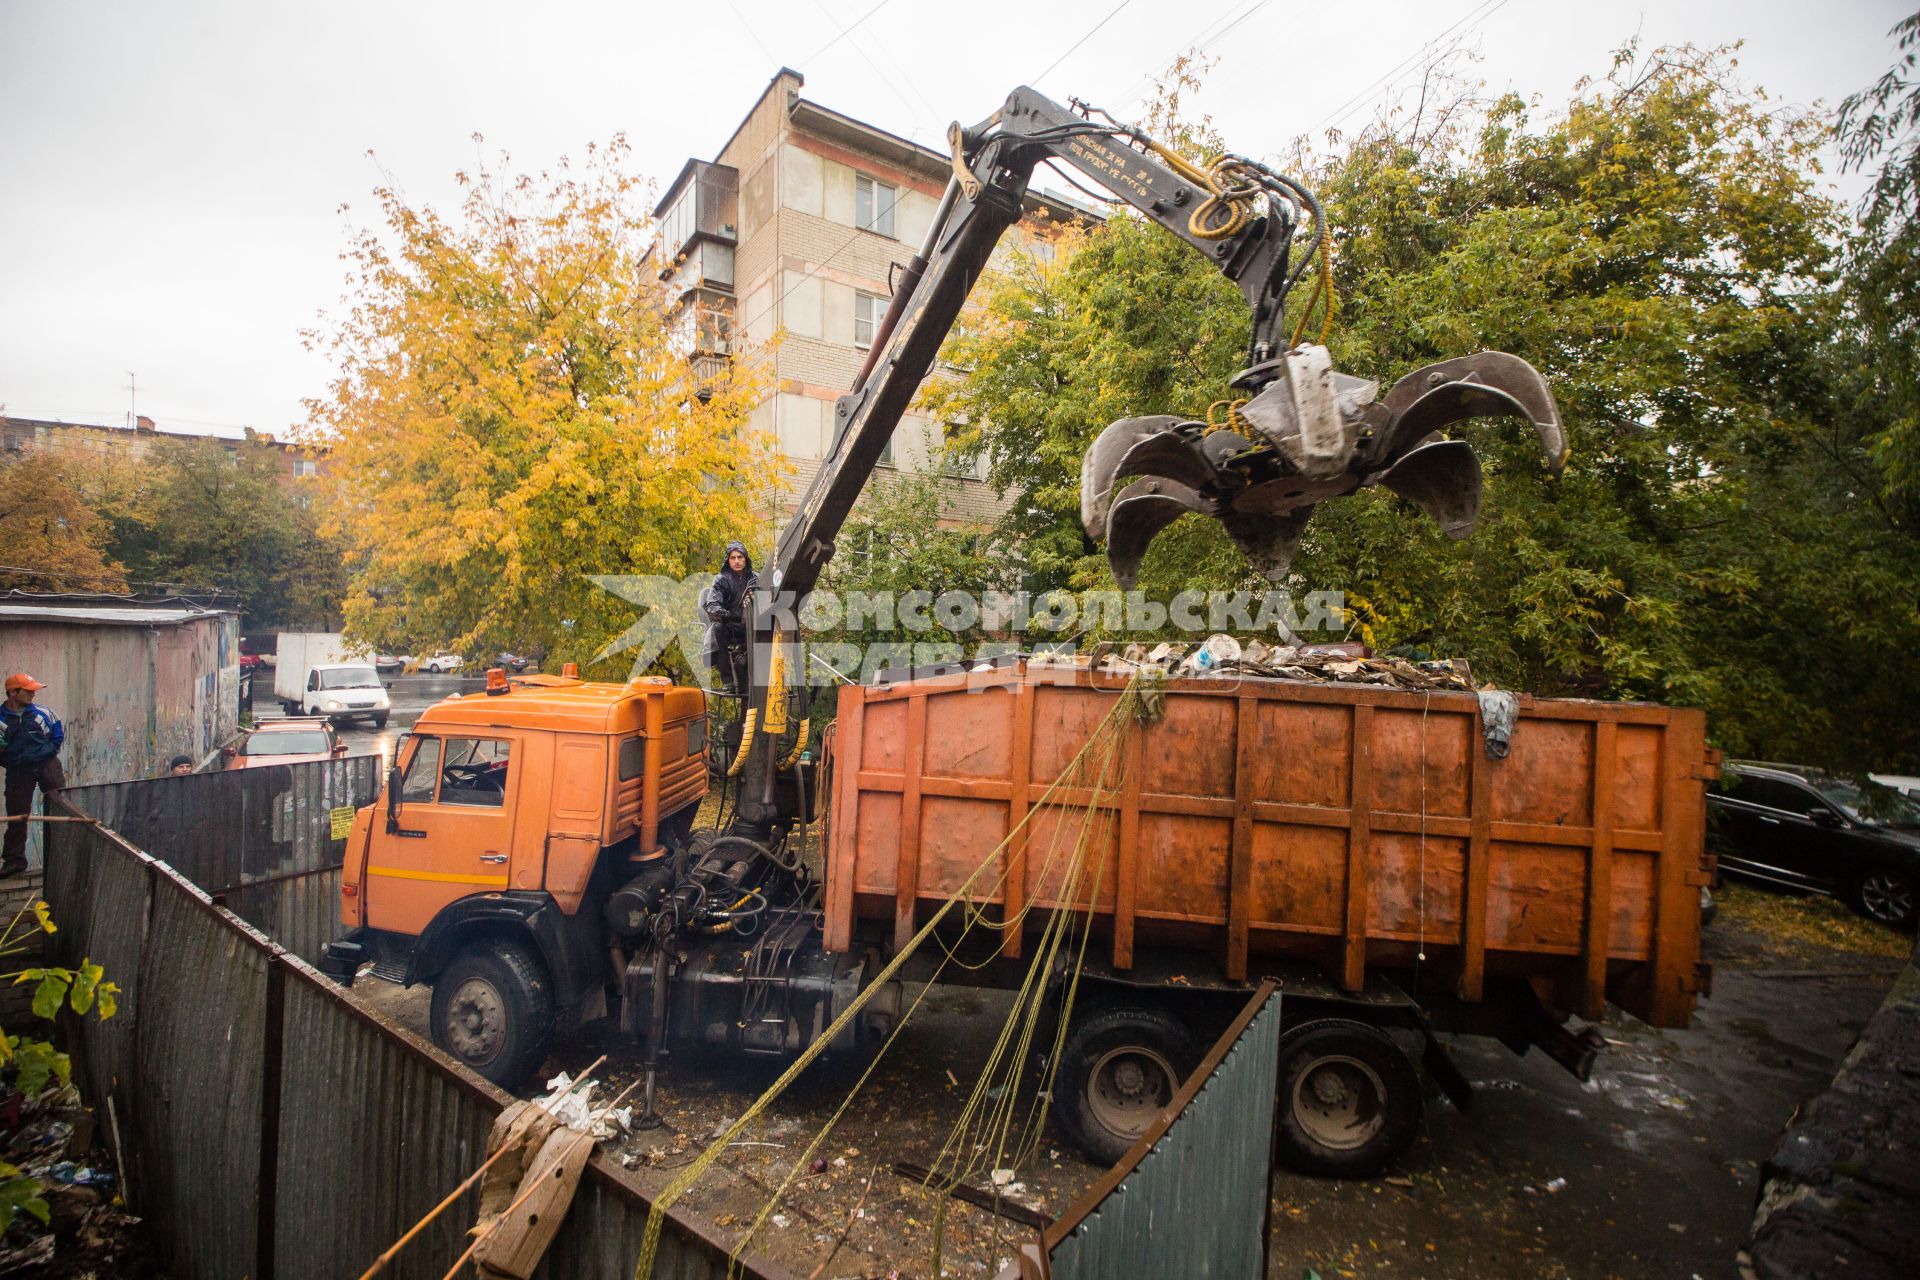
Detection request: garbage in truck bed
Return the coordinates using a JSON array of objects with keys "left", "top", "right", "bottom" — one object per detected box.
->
[{"left": 1033, "top": 633, "right": 1475, "bottom": 691}]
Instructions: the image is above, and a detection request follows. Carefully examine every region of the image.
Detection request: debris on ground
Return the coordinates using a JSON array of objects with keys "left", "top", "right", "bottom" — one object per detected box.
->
[{"left": 0, "top": 1079, "right": 159, "bottom": 1277}]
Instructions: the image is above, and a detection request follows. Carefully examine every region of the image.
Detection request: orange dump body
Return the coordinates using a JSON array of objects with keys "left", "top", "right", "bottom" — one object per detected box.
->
[
  {"left": 343, "top": 675, "right": 708, "bottom": 936},
  {"left": 825, "top": 663, "right": 1716, "bottom": 1027}
]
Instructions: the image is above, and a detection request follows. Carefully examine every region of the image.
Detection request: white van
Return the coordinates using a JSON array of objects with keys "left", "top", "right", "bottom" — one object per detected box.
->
[{"left": 283, "top": 661, "right": 390, "bottom": 726}]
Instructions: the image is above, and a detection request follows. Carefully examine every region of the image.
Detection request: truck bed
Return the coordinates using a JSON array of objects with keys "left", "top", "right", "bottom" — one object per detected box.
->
[{"left": 823, "top": 661, "right": 1714, "bottom": 1027}]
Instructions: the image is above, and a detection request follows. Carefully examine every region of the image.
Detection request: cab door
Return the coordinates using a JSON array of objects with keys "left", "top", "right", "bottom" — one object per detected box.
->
[{"left": 365, "top": 732, "right": 523, "bottom": 936}]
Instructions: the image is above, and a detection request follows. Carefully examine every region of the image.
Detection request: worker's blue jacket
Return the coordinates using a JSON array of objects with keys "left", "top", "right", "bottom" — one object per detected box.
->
[{"left": 0, "top": 704, "right": 64, "bottom": 769}]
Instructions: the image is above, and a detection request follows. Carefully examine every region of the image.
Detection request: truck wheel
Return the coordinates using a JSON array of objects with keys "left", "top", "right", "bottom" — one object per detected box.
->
[
  {"left": 1055, "top": 1006, "right": 1198, "bottom": 1165},
  {"left": 429, "top": 942, "right": 554, "bottom": 1089},
  {"left": 372, "top": 712, "right": 389, "bottom": 728},
  {"left": 1274, "top": 1018, "right": 1422, "bottom": 1178}
]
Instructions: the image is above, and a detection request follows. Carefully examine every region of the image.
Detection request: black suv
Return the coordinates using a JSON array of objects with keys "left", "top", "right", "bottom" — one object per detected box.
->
[{"left": 1707, "top": 762, "right": 1920, "bottom": 929}]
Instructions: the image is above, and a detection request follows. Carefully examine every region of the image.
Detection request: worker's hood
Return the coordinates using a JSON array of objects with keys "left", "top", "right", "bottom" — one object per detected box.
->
[{"left": 719, "top": 541, "right": 754, "bottom": 576}]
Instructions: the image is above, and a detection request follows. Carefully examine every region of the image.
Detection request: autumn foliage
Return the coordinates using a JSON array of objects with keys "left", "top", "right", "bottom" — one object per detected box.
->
[{"left": 304, "top": 137, "right": 772, "bottom": 670}]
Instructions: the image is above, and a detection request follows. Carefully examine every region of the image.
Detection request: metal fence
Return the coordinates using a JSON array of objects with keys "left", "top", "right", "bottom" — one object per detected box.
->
[
  {"left": 45, "top": 794, "right": 792, "bottom": 1280},
  {"left": 61, "top": 753, "right": 380, "bottom": 959},
  {"left": 1003, "top": 983, "right": 1282, "bottom": 1280}
]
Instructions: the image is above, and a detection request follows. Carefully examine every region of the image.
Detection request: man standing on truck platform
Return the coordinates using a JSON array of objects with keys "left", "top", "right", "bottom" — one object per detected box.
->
[
  {"left": 0, "top": 673, "right": 65, "bottom": 878},
  {"left": 701, "top": 541, "right": 757, "bottom": 697}
]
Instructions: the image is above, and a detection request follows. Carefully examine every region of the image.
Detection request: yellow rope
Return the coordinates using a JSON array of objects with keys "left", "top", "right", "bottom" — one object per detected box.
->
[{"left": 637, "top": 674, "right": 1150, "bottom": 1279}]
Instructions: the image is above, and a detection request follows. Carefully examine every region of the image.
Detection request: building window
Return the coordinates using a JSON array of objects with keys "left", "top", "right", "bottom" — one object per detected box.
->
[
  {"left": 294, "top": 458, "right": 318, "bottom": 477},
  {"left": 855, "top": 174, "right": 896, "bottom": 238},
  {"left": 853, "top": 290, "right": 885, "bottom": 348},
  {"left": 876, "top": 428, "right": 895, "bottom": 469},
  {"left": 659, "top": 189, "right": 695, "bottom": 257},
  {"left": 941, "top": 422, "right": 982, "bottom": 479}
]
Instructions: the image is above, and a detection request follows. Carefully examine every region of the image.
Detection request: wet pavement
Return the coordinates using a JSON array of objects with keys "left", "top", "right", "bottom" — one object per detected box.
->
[
  {"left": 346, "top": 892, "right": 1905, "bottom": 1279},
  {"left": 245, "top": 670, "right": 482, "bottom": 768}
]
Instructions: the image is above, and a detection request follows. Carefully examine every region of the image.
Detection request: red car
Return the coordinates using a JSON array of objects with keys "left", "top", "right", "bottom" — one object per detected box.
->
[{"left": 224, "top": 719, "right": 348, "bottom": 768}]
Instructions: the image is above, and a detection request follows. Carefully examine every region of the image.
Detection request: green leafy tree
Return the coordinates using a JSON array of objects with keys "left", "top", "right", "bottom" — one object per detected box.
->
[
  {"left": 110, "top": 435, "right": 347, "bottom": 625},
  {"left": 938, "top": 46, "right": 1920, "bottom": 769},
  {"left": 1837, "top": 9, "right": 1920, "bottom": 505}
]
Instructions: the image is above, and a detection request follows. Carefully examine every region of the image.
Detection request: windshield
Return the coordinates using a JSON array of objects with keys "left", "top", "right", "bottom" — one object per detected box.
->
[
  {"left": 1815, "top": 778, "right": 1920, "bottom": 826},
  {"left": 317, "top": 666, "right": 380, "bottom": 690},
  {"left": 245, "top": 730, "right": 329, "bottom": 755}
]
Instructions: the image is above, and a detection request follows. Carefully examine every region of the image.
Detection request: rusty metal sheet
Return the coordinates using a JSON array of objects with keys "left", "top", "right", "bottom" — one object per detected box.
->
[
  {"left": 1044, "top": 986, "right": 1281, "bottom": 1280},
  {"left": 63, "top": 755, "right": 379, "bottom": 956},
  {"left": 272, "top": 973, "right": 496, "bottom": 1280},
  {"left": 132, "top": 873, "right": 271, "bottom": 1279}
]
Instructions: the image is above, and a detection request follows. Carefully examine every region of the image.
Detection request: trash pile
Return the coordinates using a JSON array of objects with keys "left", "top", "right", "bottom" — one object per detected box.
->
[
  {"left": 1044, "top": 634, "right": 1475, "bottom": 691},
  {"left": 0, "top": 1079, "right": 155, "bottom": 1277}
]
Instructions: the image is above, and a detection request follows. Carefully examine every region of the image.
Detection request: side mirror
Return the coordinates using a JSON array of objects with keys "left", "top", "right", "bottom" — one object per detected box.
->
[
  {"left": 220, "top": 745, "right": 238, "bottom": 759},
  {"left": 1810, "top": 807, "right": 1844, "bottom": 828},
  {"left": 333, "top": 742, "right": 350, "bottom": 754},
  {"left": 386, "top": 762, "right": 402, "bottom": 833}
]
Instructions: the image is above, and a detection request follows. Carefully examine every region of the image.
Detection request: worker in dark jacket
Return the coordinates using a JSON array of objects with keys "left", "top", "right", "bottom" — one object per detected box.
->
[
  {"left": 701, "top": 541, "right": 757, "bottom": 696},
  {"left": 1, "top": 673, "right": 66, "bottom": 877}
]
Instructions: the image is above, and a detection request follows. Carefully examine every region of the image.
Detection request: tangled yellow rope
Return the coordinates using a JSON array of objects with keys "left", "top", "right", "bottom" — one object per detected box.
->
[{"left": 636, "top": 674, "right": 1152, "bottom": 1279}]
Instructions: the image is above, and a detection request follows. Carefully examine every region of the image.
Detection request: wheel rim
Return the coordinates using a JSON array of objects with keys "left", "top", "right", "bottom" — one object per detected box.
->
[
  {"left": 1085, "top": 1045, "right": 1178, "bottom": 1141},
  {"left": 1291, "top": 1053, "right": 1387, "bottom": 1151},
  {"left": 442, "top": 977, "right": 507, "bottom": 1065},
  {"left": 1860, "top": 873, "right": 1913, "bottom": 924}
]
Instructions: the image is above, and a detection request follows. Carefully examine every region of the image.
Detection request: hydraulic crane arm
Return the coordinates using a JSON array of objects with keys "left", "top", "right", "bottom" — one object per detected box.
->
[
  {"left": 768, "top": 85, "right": 1306, "bottom": 609},
  {"left": 730, "top": 86, "right": 1564, "bottom": 833}
]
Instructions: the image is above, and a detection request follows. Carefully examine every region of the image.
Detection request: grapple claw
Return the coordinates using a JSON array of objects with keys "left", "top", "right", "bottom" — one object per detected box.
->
[
  {"left": 1079, "top": 347, "right": 1561, "bottom": 586},
  {"left": 1375, "top": 439, "right": 1483, "bottom": 539},
  {"left": 1376, "top": 351, "right": 1566, "bottom": 472},
  {"left": 1105, "top": 480, "right": 1210, "bottom": 589},
  {"left": 1080, "top": 415, "right": 1189, "bottom": 538}
]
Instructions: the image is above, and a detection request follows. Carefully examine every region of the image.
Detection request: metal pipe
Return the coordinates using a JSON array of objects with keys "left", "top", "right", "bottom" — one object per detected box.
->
[{"left": 634, "top": 950, "right": 673, "bottom": 1129}]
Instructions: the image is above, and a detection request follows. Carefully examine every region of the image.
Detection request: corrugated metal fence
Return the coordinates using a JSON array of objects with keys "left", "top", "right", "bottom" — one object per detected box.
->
[
  {"left": 1002, "top": 983, "right": 1282, "bottom": 1280},
  {"left": 62, "top": 754, "right": 380, "bottom": 959},
  {"left": 47, "top": 784, "right": 791, "bottom": 1280}
]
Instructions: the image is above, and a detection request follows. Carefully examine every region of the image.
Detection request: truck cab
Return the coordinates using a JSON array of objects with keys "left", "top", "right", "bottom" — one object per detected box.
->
[{"left": 325, "top": 670, "right": 707, "bottom": 1084}]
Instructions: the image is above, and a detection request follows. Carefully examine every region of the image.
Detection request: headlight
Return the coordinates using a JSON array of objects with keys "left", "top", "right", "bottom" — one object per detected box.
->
[{"left": 324, "top": 700, "right": 342, "bottom": 710}]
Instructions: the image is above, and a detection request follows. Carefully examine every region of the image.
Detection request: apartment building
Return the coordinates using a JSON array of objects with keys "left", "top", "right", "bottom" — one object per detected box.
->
[
  {"left": 1, "top": 414, "right": 329, "bottom": 487},
  {"left": 655, "top": 68, "right": 1095, "bottom": 532}
]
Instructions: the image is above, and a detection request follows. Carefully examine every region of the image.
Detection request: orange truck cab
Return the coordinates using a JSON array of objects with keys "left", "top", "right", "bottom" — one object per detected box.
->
[{"left": 322, "top": 671, "right": 707, "bottom": 1083}]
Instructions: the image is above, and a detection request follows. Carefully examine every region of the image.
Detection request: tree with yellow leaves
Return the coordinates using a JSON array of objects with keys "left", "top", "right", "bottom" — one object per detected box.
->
[{"left": 303, "top": 136, "right": 772, "bottom": 671}]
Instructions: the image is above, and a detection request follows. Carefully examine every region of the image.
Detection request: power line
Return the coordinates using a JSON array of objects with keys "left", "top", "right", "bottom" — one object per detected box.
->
[
  {"left": 807, "top": 0, "right": 935, "bottom": 143},
  {"left": 1311, "top": 0, "right": 1511, "bottom": 138},
  {"left": 1108, "top": 0, "right": 1270, "bottom": 115},
  {"left": 803, "top": 0, "right": 894, "bottom": 64},
  {"left": 1032, "top": 1, "right": 1133, "bottom": 90},
  {"left": 725, "top": 0, "right": 779, "bottom": 66}
]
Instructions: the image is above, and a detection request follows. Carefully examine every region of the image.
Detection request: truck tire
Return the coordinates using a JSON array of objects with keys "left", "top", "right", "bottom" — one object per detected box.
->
[
  {"left": 1274, "top": 1018, "right": 1422, "bottom": 1178},
  {"left": 1055, "top": 1005, "right": 1199, "bottom": 1165},
  {"left": 429, "top": 941, "right": 554, "bottom": 1089},
  {"left": 373, "top": 712, "right": 389, "bottom": 728}
]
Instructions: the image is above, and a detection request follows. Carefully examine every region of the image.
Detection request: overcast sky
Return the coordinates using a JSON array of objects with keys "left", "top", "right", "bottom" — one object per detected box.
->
[{"left": 1, "top": 0, "right": 1908, "bottom": 438}]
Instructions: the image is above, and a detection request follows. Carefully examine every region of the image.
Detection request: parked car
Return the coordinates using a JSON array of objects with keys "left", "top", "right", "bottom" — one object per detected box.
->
[
  {"left": 1871, "top": 774, "right": 1920, "bottom": 801},
  {"left": 374, "top": 654, "right": 404, "bottom": 676},
  {"left": 223, "top": 718, "right": 346, "bottom": 768},
  {"left": 494, "top": 651, "right": 531, "bottom": 673},
  {"left": 1707, "top": 761, "right": 1920, "bottom": 928},
  {"left": 421, "top": 653, "right": 464, "bottom": 674}
]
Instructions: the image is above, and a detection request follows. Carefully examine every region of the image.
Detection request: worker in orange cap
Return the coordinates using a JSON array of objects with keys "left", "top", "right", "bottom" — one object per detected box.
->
[{"left": 0, "top": 674, "right": 65, "bottom": 877}]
